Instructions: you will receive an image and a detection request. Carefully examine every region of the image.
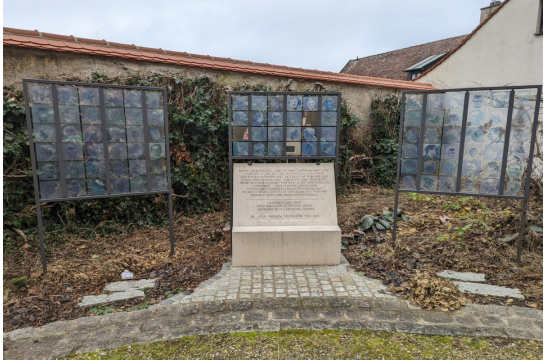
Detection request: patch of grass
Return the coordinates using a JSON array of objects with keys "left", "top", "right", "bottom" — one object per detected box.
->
[
  {"left": 89, "top": 304, "right": 116, "bottom": 316},
  {"left": 64, "top": 330, "right": 542, "bottom": 359}
]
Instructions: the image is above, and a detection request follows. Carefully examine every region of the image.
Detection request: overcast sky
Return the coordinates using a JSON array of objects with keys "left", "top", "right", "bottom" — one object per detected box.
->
[{"left": 4, "top": 0, "right": 493, "bottom": 72}]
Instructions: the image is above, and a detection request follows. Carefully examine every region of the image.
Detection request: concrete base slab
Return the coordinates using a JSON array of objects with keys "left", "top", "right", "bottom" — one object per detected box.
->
[
  {"left": 78, "top": 289, "right": 145, "bottom": 307},
  {"left": 232, "top": 226, "right": 341, "bottom": 266},
  {"left": 104, "top": 279, "right": 158, "bottom": 292},
  {"left": 437, "top": 270, "right": 486, "bottom": 282},
  {"left": 454, "top": 281, "right": 524, "bottom": 299}
]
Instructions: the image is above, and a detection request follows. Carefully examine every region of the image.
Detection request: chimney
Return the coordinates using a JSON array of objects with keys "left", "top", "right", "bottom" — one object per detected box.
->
[{"left": 480, "top": 1, "right": 502, "bottom": 23}]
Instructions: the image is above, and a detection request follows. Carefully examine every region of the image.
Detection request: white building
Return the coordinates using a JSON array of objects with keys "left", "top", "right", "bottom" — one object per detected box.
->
[{"left": 415, "top": 0, "right": 543, "bottom": 178}]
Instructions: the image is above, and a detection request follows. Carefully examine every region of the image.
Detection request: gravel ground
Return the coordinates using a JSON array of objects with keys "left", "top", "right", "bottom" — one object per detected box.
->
[{"left": 65, "top": 329, "right": 542, "bottom": 359}]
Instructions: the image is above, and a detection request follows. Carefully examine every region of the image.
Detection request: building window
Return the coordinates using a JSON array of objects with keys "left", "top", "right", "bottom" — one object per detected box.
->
[{"left": 411, "top": 73, "right": 421, "bottom": 80}]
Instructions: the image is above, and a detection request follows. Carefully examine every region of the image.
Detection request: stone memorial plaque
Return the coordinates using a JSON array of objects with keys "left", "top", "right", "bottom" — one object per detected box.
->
[{"left": 232, "top": 163, "right": 341, "bottom": 266}]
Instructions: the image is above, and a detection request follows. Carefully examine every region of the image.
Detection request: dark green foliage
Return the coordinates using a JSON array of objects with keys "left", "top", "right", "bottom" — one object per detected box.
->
[
  {"left": 368, "top": 95, "right": 401, "bottom": 188},
  {"left": 3, "top": 75, "right": 361, "bottom": 247}
]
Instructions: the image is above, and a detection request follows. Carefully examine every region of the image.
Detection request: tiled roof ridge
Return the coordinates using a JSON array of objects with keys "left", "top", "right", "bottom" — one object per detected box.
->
[
  {"left": 412, "top": 0, "right": 509, "bottom": 81},
  {"left": 3, "top": 27, "right": 434, "bottom": 91},
  {"left": 347, "top": 34, "right": 468, "bottom": 63}
]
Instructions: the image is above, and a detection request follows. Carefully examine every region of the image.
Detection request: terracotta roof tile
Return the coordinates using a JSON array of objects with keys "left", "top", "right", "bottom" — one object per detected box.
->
[
  {"left": 165, "top": 50, "right": 190, "bottom": 57},
  {"left": 413, "top": 0, "right": 509, "bottom": 81},
  {"left": 41, "top": 32, "right": 75, "bottom": 42},
  {"left": 137, "top": 46, "right": 165, "bottom": 54},
  {"left": 3, "top": 27, "right": 39, "bottom": 37},
  {"left": 3, "top": 26, "right": 435, "bottom": 91},
  {"left": 76, "top": 37, "right": 109, "bottom": 46},
  {"left": 108, "top": 42, "right": 137, "bottom": 50}
]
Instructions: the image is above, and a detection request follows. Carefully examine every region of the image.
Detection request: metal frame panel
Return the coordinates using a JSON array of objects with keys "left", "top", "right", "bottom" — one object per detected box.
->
[
  {"left": 22, "top": 79, "right": 175, "bottom": 272},
  {"left": 392, "top": 85, "right": 542, "bottom": 262},
  {"left": 227, "top": 91, "right": 342, "bottom": 243}
]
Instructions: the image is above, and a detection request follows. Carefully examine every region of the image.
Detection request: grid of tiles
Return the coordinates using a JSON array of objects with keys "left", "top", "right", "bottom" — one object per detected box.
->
[
  {"left": 400, "top": 88, "right": 538, "bottom": 196},
  {"left": 27, "top": 82, "right": 169, "bottom": 200},
  {"left": 230, "top": 93, "right": 340, "bottom": 158}
]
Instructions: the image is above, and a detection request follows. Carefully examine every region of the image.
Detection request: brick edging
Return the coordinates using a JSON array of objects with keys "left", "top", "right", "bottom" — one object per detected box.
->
[{"left": 3, "top": 297, "right": 542, "bottom": 359}]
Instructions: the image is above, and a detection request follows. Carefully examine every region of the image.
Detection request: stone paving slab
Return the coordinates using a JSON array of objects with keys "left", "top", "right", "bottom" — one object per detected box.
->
[
  {"left": 454, "top": 281, "right": 525, "bottom": 299},
  {"left": 437, "top": 270, "right": 486, "bottom": 282},
  {"left": 78, "top": 289, "right": 146, "bottom": 308},
  {"left": 104, "top": 278, "right": 158, "bottom": 292},
  {"left": 3, "top": 258, "right": 542, "bottom": 359}
]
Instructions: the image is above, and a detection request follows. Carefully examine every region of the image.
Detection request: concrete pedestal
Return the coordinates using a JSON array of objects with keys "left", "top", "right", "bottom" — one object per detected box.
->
[
  {"left": 232, "top": 226, "right": 341, "bottom": 266},
  {"left": 232, "top": 163, "right": 341, "bottom": 266}
]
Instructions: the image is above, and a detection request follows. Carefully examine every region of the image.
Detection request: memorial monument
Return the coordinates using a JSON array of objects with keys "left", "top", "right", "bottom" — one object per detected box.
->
[{"left": 229, "top": 92, "right": 342, "bottom": 266}]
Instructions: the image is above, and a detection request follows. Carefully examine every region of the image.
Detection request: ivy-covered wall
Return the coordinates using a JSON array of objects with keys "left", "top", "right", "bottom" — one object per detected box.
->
[{"left": 3, "top": 73, "right": 361, "bottom": 248}]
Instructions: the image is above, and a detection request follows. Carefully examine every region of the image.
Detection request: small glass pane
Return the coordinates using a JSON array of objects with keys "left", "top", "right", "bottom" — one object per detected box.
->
[
  {"left": 38, "top": 162, "right": 60, "bottom": 180},
  {"left": 321, "top": 112, "right": 336, "bottom": 126},
  {"left": 288, "top": 112, "right": 303, "bottom": 126},
  {"left": 268, "top": 142, "right": 283, "bottom": 156},
  {"left": 126, "top": 109, "right": 144, "bottom": 126},
  {"left": 232, "top": 127, "right": 249, "bottom": 141},
  {"left": 268, "top": 96, "right": 283, "bottom": 111},
  {"left": 111, "top": 177, "right": 130, "bottom": 194},
  {"left": 401, "top": 159, "right": 417, "bottom": 174},
  {"left": 420, "top": 176, "right": 438, "bottom": 191},
  {"left": 287, "top": 127, "right": 301, "bottom": 141},
  {"left": 151, "top": 159, "right": 166, "bottom": 175},
  {"left": 108, "top": 143, "right": 128, "bottom": 159},
  {"left": 149, "top": 126, "right": 166, "bottom": 143},
  {"left": 85, "top": 161, "right": 105, "bottom": 178},
  {"left": 423, "top": 144, "right": 441, "bottom": 160},
  {"left": 320, "top": 142, "right": 336, "bottom": 156},
  {"left": 107, "top": 126, "right": 127, "bottom": 142},
  {"left": 85, "top": 143, "right": 105, "bottom": 160},
  {"left": 400, "top": 175, "right": 417, "bottom": 190},
  {"left": 321, "top": 127, "right": 336, "bottom": 142},
  {"left": 514, "top": 89, "right": 537, "bottom": 108},
  {"left": 147, "top": 109, "right": 164, "bottom": 126},
  {"left": 233, "top": 142, "right": 249, "bottom": 156},
  {"left": 149, "top": 143, "right": 166, "bottom": 159},
  {"left": 321, "top": 96, "right": 337, "bottom": 111},
  {"left": 40, "top": 181, "right": 61, "bottom": 199},
  {"left": 286, "top": 142, "right": 301, "bottom": 156},
  {"left": 82, "top": 125, "right": 103, "bottom": 143},
  {"left": 63, "top": 143, "right": 84, "bottom": 161},
  {"left": 110, "top": 160, "right": 129, "bottom": 177},
  {"left": 268, "top": 127, "right": 283, "bottom": 141},
  {"left": 252, "top": 142, "right": 267, "bottom": 157},
  {"left": 129, "top": 160, "right": 147, "bottom": 176},
  {"left": 438, "top": 176, "right": 456, "bottom": 192},
  {"left": 104, "top": 89, "right": 124, "bottom": 107},
  {"left": 34, "top": 124, "right": 56, "bottom": 142},
  {"left": 80, "top": 106, "right": 101, "bottom": 125},
  {"left": 461, "top": 177, "right": 479, "bottom": 194},
  {"left": 302, "top": 127, "right": 317, "bottom": 141},
  {"left": 32, "top": 105, "right": 54, "bottom": 124},
  {"left": 36, "top": 143, "right": 58, "bottom": 162},
  {"left": 126, "top": 126, "right": 145, "bottom": 143},
  {"left": 233, "top": 111, "right": 248, "bottom": 126},
  {"left": 268, "top": 112, "right": 283, "bottom": 126},
  {"left": 146, "top": 91, "right": 164, "bottom": 109},
  {"left": 303, "top": 96, "right": 319, "bottom": 111},
  {"left": 127, "top": 143, "right": 145, "bottom": 160},
  {"left": 59, "top": 106, "right": 80, "bottom": 124},
  {"left": 302, "top": 142, "right": 317, "bottom": 156},
  {"left": 66, "top": 179, "right": 87, "bottom": 197},
  {"left": 29, "top": 84, "right": 53, "bottom": 104},
  {"left": 250, "top": 111, "right": 267, "bottom": 126},
  {"left": 251, "top": 128, "right": 267, "bottom": 141},
  {"left": 426, "top": 93, "right": 444, "bottom": 110},
  {"left": 78, "top": 87, "right": 100, "bottom": 106},
  {"left": 490, "top": 91, "right": 510, "bottom": 108},
  {"left": 401, "top": 144, "right": 419, "bottom": 159},
  {"left": 233, "top": 96, "right": 249, "bottom": 111},
  {"left": 405, "top": 94, "right": 423, "bottom": 111},
  {"left": 286, "top": 95, "right": 302, "bottom": 111},
  {"left": 445, "top": 92, "right": 464, "bottom": 110},
  {"left": 56, "top": 86, "right": 78, "bottom": 106},
  {"left": 124, "top": 90, "right": 142, "bottom": 108},
  {"left": 106, "top": 108, "right": 125, "bottom": 125},
  {"left": 65, "top": 161, "right": 85, "bottom": 179},
  {"left": 87, "top": 179, "right": 107, "bottom": 195},
  {"left": 251, "top": 96, "right": 268, "bottom": 111},
  {"left": 151, "top": 176, "right": 168, "bottom": 191},
  {"left": 480, "top": 178, "right": 500, "bottom": 194},
  {"left": 61, "top": 124, "right": 83, "bottom": 143}
]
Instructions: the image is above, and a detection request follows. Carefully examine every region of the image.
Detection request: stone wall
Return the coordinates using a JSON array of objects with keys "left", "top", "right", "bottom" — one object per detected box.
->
[{"left": 3, "top": 46, "right": 401, "bottom": 123}]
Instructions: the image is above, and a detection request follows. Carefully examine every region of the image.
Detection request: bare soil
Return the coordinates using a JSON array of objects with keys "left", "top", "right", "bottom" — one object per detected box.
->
[{"left": 3, "top": 184, "right": 542, "bottom": 331}]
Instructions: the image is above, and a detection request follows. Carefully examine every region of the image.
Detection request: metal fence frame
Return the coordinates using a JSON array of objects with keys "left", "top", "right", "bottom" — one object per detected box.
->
[
  {"left": 23, "top": 79, "right": 175, "bottom": 273},
  {"left": 392, "top": 85, "right": 542, "bottom": 262}
]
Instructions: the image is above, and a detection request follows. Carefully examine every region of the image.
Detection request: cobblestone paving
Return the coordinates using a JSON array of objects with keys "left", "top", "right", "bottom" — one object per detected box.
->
[
  {"left": 161, "top": 257, "right": 396, "bottom": 305},
  {"left": 3, "top": 258, "right": 543, "bottom": 360}
]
